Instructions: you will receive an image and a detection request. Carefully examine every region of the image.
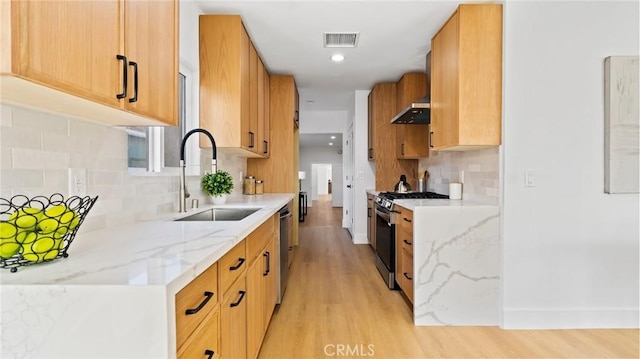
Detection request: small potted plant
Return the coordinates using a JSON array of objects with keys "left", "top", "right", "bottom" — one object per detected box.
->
[{"left": 201, "top": 170, "right": 234, "bottom": 205}]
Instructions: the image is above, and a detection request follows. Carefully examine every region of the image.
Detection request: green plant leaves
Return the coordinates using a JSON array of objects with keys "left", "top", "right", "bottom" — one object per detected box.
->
[{"left": 201, "top": 170, "right": 234, "bottom": 196}]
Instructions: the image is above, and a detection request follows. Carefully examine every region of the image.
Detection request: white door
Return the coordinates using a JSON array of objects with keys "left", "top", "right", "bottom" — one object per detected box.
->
[{"left": 344, "top": 124, "right": 354, "bottom": 233}]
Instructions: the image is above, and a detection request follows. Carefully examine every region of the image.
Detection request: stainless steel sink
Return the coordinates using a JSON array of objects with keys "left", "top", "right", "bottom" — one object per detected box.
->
[{"left": 175, "top": 208, "right": 261, "bottom": 222}]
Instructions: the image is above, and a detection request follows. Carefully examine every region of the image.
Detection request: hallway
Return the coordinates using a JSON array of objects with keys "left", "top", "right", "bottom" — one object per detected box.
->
[{"left": 258, "top": 197, "right": 638, "bottom": 358}]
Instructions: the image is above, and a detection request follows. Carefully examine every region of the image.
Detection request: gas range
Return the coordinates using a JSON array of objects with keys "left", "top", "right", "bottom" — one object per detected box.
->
[{"left": 375, "top": 191, "right": 449, "bottom": 212}]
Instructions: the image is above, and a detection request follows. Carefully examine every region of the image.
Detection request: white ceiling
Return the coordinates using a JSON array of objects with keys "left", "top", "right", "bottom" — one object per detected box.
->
[
  {"left": 196, "top": 0, "right": 462, "bottom": 112},
  {"left": 299, "top": 133, "right": 343, "bottom": 149}
]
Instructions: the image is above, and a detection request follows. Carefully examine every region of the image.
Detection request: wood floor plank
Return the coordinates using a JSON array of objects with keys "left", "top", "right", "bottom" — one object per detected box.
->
[{"left": 259, "top": 195, "right": 639, "bottom": 359}]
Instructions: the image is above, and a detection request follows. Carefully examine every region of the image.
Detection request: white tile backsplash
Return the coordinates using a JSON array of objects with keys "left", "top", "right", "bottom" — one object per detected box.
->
[
  {"left": 419, "top": 147, "right": 499, "bottom": 203},
  {"left": 0, "top": 104, "right": 247, "bottom": 232}
]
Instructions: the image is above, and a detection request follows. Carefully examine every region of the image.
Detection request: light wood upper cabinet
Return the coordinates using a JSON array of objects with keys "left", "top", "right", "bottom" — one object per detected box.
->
[
  {"left": 367, "top": 94, "right": 375, "bottom": 161},
  {"left": 370, "top": 83, "right": 418, "bottom": 191},
  {"left": 200, "top": 15, "right": 271, "bottom": 157},
  {"left": 123, "top": 0, "right": 178, "bottom": 125},
  {"left": 1, "top": 0, "right": 178, "bottom": 126},
  {"left": 395, "top": 73, "right": 430, "bottom": 159},
  {"left": 430, "top": 4, "right": 503, "bottom": 151},
  {"left": 247, "top": 76, "right": 300, "bottom": 244},
  {"left": 262, "top": 67, "right": 271, "bottom": 157}
]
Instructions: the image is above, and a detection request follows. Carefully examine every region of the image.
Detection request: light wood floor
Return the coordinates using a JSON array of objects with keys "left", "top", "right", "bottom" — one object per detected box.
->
[{"left": 259, "top": 196, "right": 639, "bottom": 359}]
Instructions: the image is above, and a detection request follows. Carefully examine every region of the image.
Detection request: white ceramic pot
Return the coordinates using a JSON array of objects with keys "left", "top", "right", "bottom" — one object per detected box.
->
[{"left": 212, "top": 194, "right": 227, "bottom": 205}]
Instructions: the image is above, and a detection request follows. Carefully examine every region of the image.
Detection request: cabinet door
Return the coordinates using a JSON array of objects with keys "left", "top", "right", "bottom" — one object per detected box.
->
[
  {"left": 401, "top": 248, "right": 414, "bottom": 303},
  {"left": 248, "top": 42, "right": 259, "bottom": 152},
  {"left": 397, "top": 126, "right": 429, "bottom": 158},
  {"left": 124, "top": 0, "right": 178, "bottom": 125},
  {"left": 257, "top": 57, "right": 266, "bottom": 156},
  {"left": 367, "top": 93, "right": 374, "bottom": 161},
  {"left": 431, "top": 11, "right": 460, "bottom": 150},
  {"left": 262, "top": 65, "right": 271, "bottom": 157},
  {"left": 220, "top": 277, "right": 247, "bottom": 359},
  {"left": 264, "top": 237, "right": 277, "bottom": 324},
  {"left": 13, "top": 0, "right": 122, "bottom": 108},
  {"left": 246, "top": 257, "right": 265, "bottom": 359}
]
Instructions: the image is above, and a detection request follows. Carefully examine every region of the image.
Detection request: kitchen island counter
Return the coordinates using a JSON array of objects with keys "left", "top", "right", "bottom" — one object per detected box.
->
[
  {"left": 394, "top": 200, "right": 500, "bottom": 326},
  {"left": 1, "top": 193, "right": 295, "bottom": 358}
]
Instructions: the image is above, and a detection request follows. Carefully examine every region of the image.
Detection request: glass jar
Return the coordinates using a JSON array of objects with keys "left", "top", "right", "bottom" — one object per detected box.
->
[
  {"left": 255, "top": 180, "right": 264, "bottom": 194},
  {"left": 244, "top": 176, "right": 256, "bottom": 195}
]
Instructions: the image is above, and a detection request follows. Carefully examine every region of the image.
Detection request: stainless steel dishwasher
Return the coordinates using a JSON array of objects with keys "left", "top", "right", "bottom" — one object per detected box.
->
[{"left": 277, "top": 205, "right": 292, "bottom": 304}]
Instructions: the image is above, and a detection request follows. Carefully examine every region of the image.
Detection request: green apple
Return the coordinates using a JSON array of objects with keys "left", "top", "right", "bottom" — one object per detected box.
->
[
  {"left": 0, "top": 222, "right": 18, "bottom": 240},
  {"left": 44, "top": 204, "right": 67, "bottom": 218},
  {"left": 23, "top": 249, "right": 59, "bottom": 263},
  {"left": 37, "top": 218, "right": 59, "bottom": 234},
  {"left": 15, "top": 231, "right": 38, "bottom": 244},
  {"left": 0, "top": 241, "right": 21, "bottom": 259},
  {"left": 31, "top": 237, "right": 55, "bottom": 253},
  {"left": 9, "top": 208, "right": 43, "bottom": 231},
  {"left": 58, "top": 211, "right": 76, "bottom": 226},
  {"left": 53, "top": 226, "right": 69, "bottom": 239}
]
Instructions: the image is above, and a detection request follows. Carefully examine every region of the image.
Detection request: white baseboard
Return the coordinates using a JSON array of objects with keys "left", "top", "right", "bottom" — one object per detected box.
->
[
  {"left": 502, "top": 308, "right": 639, "bottom": 329},
  {"left": 352, "top": 233, "right": 368, "bottom": 245}
]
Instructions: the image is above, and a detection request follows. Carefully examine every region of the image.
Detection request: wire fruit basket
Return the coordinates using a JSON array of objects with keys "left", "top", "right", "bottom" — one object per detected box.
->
[{"left": 0, "top": 193, "right": 98, "bottom": 272}]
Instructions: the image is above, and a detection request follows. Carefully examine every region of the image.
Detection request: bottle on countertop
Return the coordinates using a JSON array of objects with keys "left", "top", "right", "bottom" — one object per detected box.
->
[
  {"left": 244, "top": 176, "right": 256, "bottom": 195},
  {"left": 255, "top": 180, "right": 264, "bottom": 194}
]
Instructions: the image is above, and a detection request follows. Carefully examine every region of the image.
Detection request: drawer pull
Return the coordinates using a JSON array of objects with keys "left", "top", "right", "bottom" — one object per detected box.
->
[
  {"left": 230, "top": 290, "right": 246, "bottom": 307},
  {"left": 204, "top": 349, "right": 215, "bottom": 358},
  {"left": 403, "top": 239, "right": 412, "bottom": 246},
  {"left": 185, "top": 291, "right": 214, "bottom": 315},
  {"left": 263, "top": 251, "right": 270, "bottom": 276},
  {"left": 229, "top": 257, "right": 246, "bottom": 271},
  {"left": 403, "top": 272, "right": 413, "bottom": 281},
  {"left": 403, "top": 217, "right": 412, "bottom": 223}
]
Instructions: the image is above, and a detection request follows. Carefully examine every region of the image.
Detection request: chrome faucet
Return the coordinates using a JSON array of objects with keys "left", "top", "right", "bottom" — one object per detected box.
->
[{"left": 180, "top": 128, "right": 217, "bottom": 212}]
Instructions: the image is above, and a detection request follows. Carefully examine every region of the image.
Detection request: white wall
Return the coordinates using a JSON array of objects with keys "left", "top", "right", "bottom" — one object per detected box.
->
[
  {"left": 299, "top": 111, "right": 348, "bottom": 134},
  {"left": 352, "top": 90, "right": 375, "bottom": 244},
  {"left": 502, "top": 1, "right": 639, "bottom": 328},
  {"left": 299, "top": 147, "right": 342, "bottom": 206}
]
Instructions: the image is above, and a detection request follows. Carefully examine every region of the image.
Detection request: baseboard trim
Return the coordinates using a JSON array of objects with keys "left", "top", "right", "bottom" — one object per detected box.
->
[
  {"left": 352, "top": 233, "right": 368, "bottom": 245},
  {"left": 502, "top": 308, "right": 639, "bottom": 329}
]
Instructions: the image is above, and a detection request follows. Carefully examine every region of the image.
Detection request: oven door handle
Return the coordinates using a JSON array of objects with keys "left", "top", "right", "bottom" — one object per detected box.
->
[{"left": 375, "top": 208, "right": 392, "bottom": 225}]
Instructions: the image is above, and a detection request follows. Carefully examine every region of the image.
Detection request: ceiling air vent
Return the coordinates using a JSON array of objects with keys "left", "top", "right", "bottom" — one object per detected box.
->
[{"left": 323, "top": 32, "right": 359, "bottom": 48}]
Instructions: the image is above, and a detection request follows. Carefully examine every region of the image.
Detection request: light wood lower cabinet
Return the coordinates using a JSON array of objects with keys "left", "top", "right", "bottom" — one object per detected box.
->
[
  {"left": 176, "top": 215, "right": 281, "bottom": 359},
  {"left": 221, "top": 276, "right": 248, "bottom": 359},
  {"left": 395, "top": 205, "right": 414, "bottom": 304},
  {"left": 247, "top": 214, "right": 278, "bottom": 359},
  {"left": 175, "top": 262, "right": 218, "bottom": 350},
  {"left": 178, "top": 308, "right": 219, "bottom": 359}
]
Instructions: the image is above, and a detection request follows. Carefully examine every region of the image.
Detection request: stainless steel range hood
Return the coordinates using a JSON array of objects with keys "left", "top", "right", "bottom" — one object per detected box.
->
[{"left": 390, "top": 96, "right": 430, "bottom": 124}]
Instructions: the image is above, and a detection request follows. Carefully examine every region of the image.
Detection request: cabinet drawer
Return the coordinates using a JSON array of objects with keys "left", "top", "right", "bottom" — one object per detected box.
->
[
  {"left": 219, "top": 241, "right": 247, "bottom": 297},
  {"left": 178, "top": 308, "right": 219, "bottom": 359},
  {"left": 176, "top": 262, "right": 218, "bottom": 350},
  {"left": 400, "top": 248, "right": 414, "bottom": 304},
  {"left": 246, "top": 215, "right": 275, "bottom": 265},
  {"left": 397, "top": 228, "right": 413, "bottom": 255}
]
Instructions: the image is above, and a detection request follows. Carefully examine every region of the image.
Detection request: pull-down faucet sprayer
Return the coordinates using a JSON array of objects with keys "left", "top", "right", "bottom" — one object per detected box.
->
[{"left": 179, "top": 128, "right": 217, "bottom": 212}]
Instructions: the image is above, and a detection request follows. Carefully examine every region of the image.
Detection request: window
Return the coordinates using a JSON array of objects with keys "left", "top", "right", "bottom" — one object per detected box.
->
[{"left": 127, "top": 70, "right": 196, "bottom": 174}]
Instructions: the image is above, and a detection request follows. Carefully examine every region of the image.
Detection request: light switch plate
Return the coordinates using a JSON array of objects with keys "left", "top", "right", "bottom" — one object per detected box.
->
[
  {"left": 525, "top": 170, "right": 536, "bottom": 188},
  {"left": 356, "top": 171, "right": 364, "bottom": 180},
  {"left": 69, "top": 168, "right": 87, "bottom": 197}
]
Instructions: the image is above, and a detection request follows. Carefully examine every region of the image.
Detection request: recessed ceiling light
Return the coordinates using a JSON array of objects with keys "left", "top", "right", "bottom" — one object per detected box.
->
[
  {"left": 329, "top": 142, "right": 334, "bottom": 146},
  {"left": 330, "top": 54, "right": 344, "bottom": 62},
  {"left": 330, "top": 136, "right": 336, "bottom": 139}
]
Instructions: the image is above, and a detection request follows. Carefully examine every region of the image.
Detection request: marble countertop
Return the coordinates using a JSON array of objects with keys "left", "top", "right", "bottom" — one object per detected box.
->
[
  {"left": 365, "top": 189, "right": 380, "bottom": 196},
  {"left": 0, "top": 194, "right": 294, "bottom": 292},
  {"left": 393, "top": 198, "right": 497, "bottom": 211}
]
